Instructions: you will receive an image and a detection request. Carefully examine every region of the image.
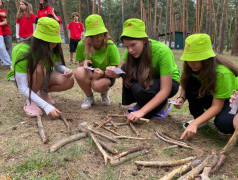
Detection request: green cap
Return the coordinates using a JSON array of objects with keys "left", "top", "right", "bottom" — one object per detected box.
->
[
  {"left": 84, "top": 14, "right": 108, "bottom": 37},
  {"left": 120, "top": 18, "right": 148, "bottom": 39},
  {"left": 180, "top": 34, "right": 216, "bottom": 61},
  {"left": 33, "top": 17, "right": 62, "bottom": 43}
]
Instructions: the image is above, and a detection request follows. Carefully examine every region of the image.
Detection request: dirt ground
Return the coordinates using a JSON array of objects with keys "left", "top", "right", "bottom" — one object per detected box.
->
[{"left": 0, "top": 45, "right": 238, "bottom": 179}]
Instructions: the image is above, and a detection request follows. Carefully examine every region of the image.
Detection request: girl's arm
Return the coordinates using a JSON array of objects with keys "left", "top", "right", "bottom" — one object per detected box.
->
[
  {"left": 174, "top": 87, "right": 186, "bottom": 109},
  {"left": 0, "top": 12, "right": 6, "bottom": 17},
  {"left": 0, "top": 19, "right": 7, "bottom": 26},
  {"left": 33, "top": 23, "right": 36, "bottom": 32},
  {"left": 54, "top": 62, "right": 72, "bottom": 77},
  {"left": 180, "top": 97, "right": 225, "bottom": 140},
  {"left": 16, "top": 23, "right": 20, "bottom": 39},
  {"left": 127, "top": 74, "right": 172, "bottom": 122}
]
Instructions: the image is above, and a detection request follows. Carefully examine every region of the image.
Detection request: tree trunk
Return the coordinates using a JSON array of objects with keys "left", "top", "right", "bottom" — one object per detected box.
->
[
  {"left": 122, "top": 0, "right": 124, "bottom": 28},
  {"left": 206, "top": 0, "right": 211, "bottom": 36},
  {"left": 186, "top": 0, "right": 188, "bottom": 37},
  {"left": 78, "top": 0, "right": 82, "bottom": 22},
  {"left": 59, "top": 0, "right": 69, "bottom": 44},
  {"left": 231, "top": 2, "right": 238, "bottom": 56},
  {"left": 182, "top": 0, "right": 185, "bottom": 45},
  {"left": 170, "top": 0, "right": 175, "bottom": 43},
  {"left": 98, "top": 0, "right": 101, "bottom": 15},
  {"left": 195, "top": 0, "right": 200, "bottom": 33},
  {"left": 213, "top": 0, "right": 221, "bottom": 52},
  {"left": 158, "top": 7, "right": 163, "bottom": 40},
  {"left": 87, "top": 0, "right": 92, "bottom": 15},
  {"left": 165, "top": 0, "right": 170, "bottom": 45},
  {"left": 178, "top": 0, "right": 183, "bottom": 31},
  {"left": 93, "top": 0, "right": 96, "bottom": 14},
  {"left": 218, "top": 0, "right": 228, "bottom": 54},
  {"left": 199, "top": 0, "right": 205, "bottom": 32},
  {"left": 153, "top": 0, "right": 158, "bottom": 39}
]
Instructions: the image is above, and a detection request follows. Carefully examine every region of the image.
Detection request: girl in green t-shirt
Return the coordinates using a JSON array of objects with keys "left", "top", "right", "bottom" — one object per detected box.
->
[
  {"left": 174, "top": 33, "right": 238, "bottom": 140},
  {"left": 74, "top": 14, "right": 120, "bottom": 109},
  {"left": 107, "top": 18, "right": 180, "bottom": 122},
  {"left": 7, "top": 17, "right": 74, "bottom": 118}
]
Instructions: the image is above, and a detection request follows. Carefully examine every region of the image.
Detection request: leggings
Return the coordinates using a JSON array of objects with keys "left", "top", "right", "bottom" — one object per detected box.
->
[{"left": 186, "top": 75, "right": 235, "bottom": 134}]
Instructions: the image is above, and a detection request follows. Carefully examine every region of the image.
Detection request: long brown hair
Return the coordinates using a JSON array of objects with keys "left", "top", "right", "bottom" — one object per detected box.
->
[
  {"left": 83, "top": 32, "right": 112, "bottom": 58},
  {"left": 0, "top": 0, "right": 5, "bottom": 10},
  {"left": 121, "top": 37, "right": 153, "bottom": 90},
  {"left": 181, "top": 54, "right": 238, "bottom": 97},
  {"left": 17, "top": 0, "right": 32, "bottom": 19},
  {"left": 39, "top": 0, "right": 48, "bottom": 9},
  {"left": 14, "top": 37, "right": 65, "bottom": 101}
]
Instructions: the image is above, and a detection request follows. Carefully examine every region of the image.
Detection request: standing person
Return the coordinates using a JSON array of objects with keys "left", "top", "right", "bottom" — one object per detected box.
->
[
  {"left": 0, "top": 0, "right": 11, "bottom": 67},
  {"left": 0, "top": 0, "right": 12, "bottom": 60},
  {"left": 68, "top": 12, "right": 84, "bottom": 65},
  {"left": 106, "top": 19, "right": 180, "bottom": 122},
  {"left": 74, "top": 14, "right": 120, "bottom": 109},
  {"left": 16, "top": 0, "right": 36, "bottom": 42},
  {"left": 35, "top": 0, "right": 59, "bottom": 23},
  {"left": 174, "top": 34, "right": 238, "bottom": 140},
  {"left": 6, "top": 17, "right": 74, "bottom": 117}
]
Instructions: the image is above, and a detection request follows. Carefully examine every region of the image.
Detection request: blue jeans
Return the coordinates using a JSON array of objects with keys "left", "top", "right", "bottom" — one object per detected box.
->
[
  {"left": 3, "top": 34, "right": 12, "bottom": 59},
  {"left": 0, "top": 35, "right": 11, "bottom": 66}
]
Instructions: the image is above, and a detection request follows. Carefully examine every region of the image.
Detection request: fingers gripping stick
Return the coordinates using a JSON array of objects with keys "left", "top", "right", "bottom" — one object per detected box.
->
[{"left": 230, "top": 95, "right": 238, "bottom": 114}]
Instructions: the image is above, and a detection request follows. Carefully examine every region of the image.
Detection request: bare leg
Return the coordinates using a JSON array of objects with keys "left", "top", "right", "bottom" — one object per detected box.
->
[
  {"left": 233, "top": 114, "right": 238, "bottom": 129},
  {"left": 30, "top": 63, "right": 46, "bottom": 93},
  {"left": 91, "top": 78, "right": 111, "bottom": 94},
  {"left": 74, "top": 67, "right": 94, "bottom": 96},
  {"left": 70, "top": 52, "right": 73, "bottom": 62},
  {"left": 48, "top": 72, "right": 74, "bottom": 92}
]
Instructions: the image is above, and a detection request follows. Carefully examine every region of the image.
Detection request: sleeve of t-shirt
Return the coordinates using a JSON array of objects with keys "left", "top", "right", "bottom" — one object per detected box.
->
[
  {"left": 36, "top": 10, "right": 40, "bottom": 18},
  {"left": 107, "top": 43, "right": 120, "bottom": 66},
  {"left": 75, "top": 41, "right": 85, "bottom": 62},
  {"left": 31, "top": 13, "right": 36, "bottom": 23},
  {"left": 80, "top": 23, "right": 84, "bottom": 31},
  {"left": 156, "top": 48, "right": 174, "bottom": 76},
  {"left": 47, "top": 6, "right": 54, "bottom": 16},
  {"left": 122, "top": 50, "right": 128, "bottom": 61},
  {"left": 16, "top": 18, "right": 19, "bottom": 23},
  {"left": 13, "top": 47, "right": 30, "bottom": 74},
  {"left": 213, "top": 72, "right": 235, "bottom": 99}
]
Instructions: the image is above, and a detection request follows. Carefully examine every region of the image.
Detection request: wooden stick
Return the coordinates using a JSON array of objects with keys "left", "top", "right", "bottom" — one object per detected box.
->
[
  {"left": 89, "top": 128, "right": 119, "bottom": 143},
  {"left": 36, "top": 116, "right": 49, "bottom": 144},
  {"left": 155, "top": 131, "right": 193, "bottom": 149},
  {"left": 129, "top": 123, "right": 140, "bottom": 136},
  {"left": 93, "top": 122, "right": 120, "bottom": 136},
  {"left": 97, "top": 139, "right": 118, "bottom": 154},
  {"left": 118, "top": 170, "right": 122, "bottom": 180},
  {"left": 200, "top": 151, "right": 218, "bottom": 178},
  {"left": 49, "top": 133, "right": 87, "bottom": 152},
  {"left": 157, "top": 131, "right": 189, "bottom": 146},
  {"left": 59, "top": 114, "right": 72, "bottom": 134},
  {"left": 211, "top": 154, "right": 226, "bottom": 174},
  {"left": 108, "top": 114, "right": 150, "bottom": 122},
  {"left": 110, "top": 120, "right": 118, "bottom": 128},
  {"left": 112, "top": 146, "right": 144, "bottom": 160},
  {"left": 160, "top": 159, "right": 202, "bottom": 180},
  {"left": 135, "top": 156, "right": 196, "bottom": 167},
  {"left": 96, "top": 117, "right": 112, "bottom": 129},
  {"left": 105, "top": 122, "right": 129, "bottom": 126},
  {"left": 110, "top": 149, "right": 148, "bottom": 166},
  {"left": 114, "top": 136, "right": 147, "bottom": 140}
]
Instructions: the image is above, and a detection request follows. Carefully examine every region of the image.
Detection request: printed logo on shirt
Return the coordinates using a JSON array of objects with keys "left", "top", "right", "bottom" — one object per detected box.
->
[
  {"left": 45, "top": 11, "right": 48, "bottom": 14},
  {"left": 126, "top": 23, "right": 132, "bottom": 29},
  {"left": 56, "top": 27, "right": 60, "bottom": 34},
  {"left": 185, "top": 44, "right": 190, "bottom": 51},
  {"left": 103, "top": 58, "right": 108, "bottom": 63},
  {"left": 93, "top": 20, "right": 99, "bottom": 27}
]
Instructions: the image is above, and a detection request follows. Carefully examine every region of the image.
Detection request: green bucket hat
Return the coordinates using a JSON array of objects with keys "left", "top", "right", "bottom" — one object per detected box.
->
[
  {"left": 84, "top": 14, "right": 108, "bottom": 37},
  {"left": 33, "top": 17, "right": 61, "bottom": 43},
  {"left": 120, "top": 18, "right": 148, "bottom": 39},
  {"left": 180, "top": 34, "right": 216, "bottom": 61}
]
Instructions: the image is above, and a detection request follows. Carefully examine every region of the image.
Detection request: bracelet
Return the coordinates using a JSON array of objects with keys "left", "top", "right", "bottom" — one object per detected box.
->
[{"left": 177, "top": 96, "right": 186, "bottom": 102}]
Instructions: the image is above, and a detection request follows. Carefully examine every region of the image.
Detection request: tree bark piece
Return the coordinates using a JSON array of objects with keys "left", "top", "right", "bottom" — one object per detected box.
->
[
  {"left": 112, "top": 147, "right": 144, "bottom": 160},
  {"left": 160, "top": 159, "right": 202, "bottom": 180},
  {"left": 59, "top": 114, "right": 71, "bottom": 134},
  {"left": 89, "top": 128, "right": 119, "bottom": 143},
  {"left": 156, "top": 131, "right": 192, "bottom": 149},
  {"left": 97, "top": 139, "right": 118, "bottom": 155},
  {"left": 129, "top": 123, "right": 140, "bottom": 136},
  {"left": 96, "top": 117, "right": 112, "bottom": 129},
  {"left": 36, "top": 116, "right": 49, "bottom": 144},
  {"left": 49, "top": 133, "right": 87, "bottom": 152}
]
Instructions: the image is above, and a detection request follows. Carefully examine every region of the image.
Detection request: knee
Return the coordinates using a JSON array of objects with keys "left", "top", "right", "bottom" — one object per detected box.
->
[
  {"left": 91, "top": 80, "right": 110, "bottom": 92},
  {"left": 74, "top": 67, "right": 86, "bottom": 80},
  {"left": 66, "top": 77, "right": 74, "bottom": 89},
  {"left": 214, "top": 116, "right": 234, "bottom": 134}
]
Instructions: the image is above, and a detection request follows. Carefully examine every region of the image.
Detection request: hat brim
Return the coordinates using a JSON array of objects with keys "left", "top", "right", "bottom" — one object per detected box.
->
[
  {"left": 120, "top": 29, "right": 148, "bottom": 39},
  {"left": 180, "top": 50, "right": 216, "bottom": 61},
  {"left": 84, "top": 27, "right": 108, "bottom": 37},
  {"left": 33, "top": 31, "right": 62, "bottom": 43}
]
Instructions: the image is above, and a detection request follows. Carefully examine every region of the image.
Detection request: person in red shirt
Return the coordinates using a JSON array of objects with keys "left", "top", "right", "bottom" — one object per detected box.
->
[
  {"left": 16, "top": 0, "right": 36, "bottom": 42},
  {"left": 0, "top": 0, "right": 12, "bottom": 59},
  {"left": 35, "top": 0, "right": 59, "bottom": 23},
  {"left": 68, "top": 12, "right": 84, "bottom": 65}
]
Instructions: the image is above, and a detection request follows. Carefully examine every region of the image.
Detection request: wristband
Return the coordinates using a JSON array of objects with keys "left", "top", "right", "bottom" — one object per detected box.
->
[{"left": 177, "top": 96, "right": 186, "bottom": 102}]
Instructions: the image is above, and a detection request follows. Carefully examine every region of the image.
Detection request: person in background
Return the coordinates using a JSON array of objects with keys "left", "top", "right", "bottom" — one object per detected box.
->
[
  {"left": 68, "top": 12, "right": 84, "bottom": 65},
  {"left": 74, "top": 14, "right": 120, "bottom": 109},
  {"left": 6, "top": 17, "right": 74, "bottom": 117},
  {"left": 16, "top": 0, "right": 36, "bottom": 42}
]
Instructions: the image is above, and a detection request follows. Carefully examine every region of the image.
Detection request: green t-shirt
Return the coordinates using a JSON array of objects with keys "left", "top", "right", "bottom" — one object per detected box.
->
[
  {"left": 75, "top": 40, "right": 120, "bottom": 71},
  {"left": 122, "top": 39, "right": 180, "bottom": 82},
  {"left": 6, "top": 43, "right": 61, "bottom": 80},
  {"left": 193, "top": 64, "right": 238, "bottom": 99}
]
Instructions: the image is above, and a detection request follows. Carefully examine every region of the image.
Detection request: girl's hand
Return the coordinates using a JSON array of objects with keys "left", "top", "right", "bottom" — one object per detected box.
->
[
  {"left": 49, "top": 108, "right": 61, "bottom": 118},
  {"left": 93, "top": 68, "right": 104, "bottom": 80},
  {"left": 83, "top": 60, "right": 92, "bottom": 68},
  {"left": 180, "top": 122, "right": 198, "bottom": 140},
  {"left": 174, "top": 97, "right": 185, "bottom": 109},
  {"left": 63, "top": 69, "right": 73, "bottom": 78},
  {"left": 230, "top": 90, "right": 238, "bottom": 108},
  {"left": 17, "top": 38, "right": 20, "bottom": 43},
  {"left": 127, "top": 110, "right": 146, "bottom": 123},
  {"left": 105, "top": 66, "right": 118, "bottom": 78}
]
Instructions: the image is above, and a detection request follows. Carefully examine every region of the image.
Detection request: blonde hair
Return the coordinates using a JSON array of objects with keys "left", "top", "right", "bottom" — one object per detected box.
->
[{"left": 16, "top": 0, "right": 32, "bottom": 19}]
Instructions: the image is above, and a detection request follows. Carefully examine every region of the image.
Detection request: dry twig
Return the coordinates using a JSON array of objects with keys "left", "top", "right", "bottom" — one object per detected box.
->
[
  {"left": 129, "top": 123, "right": 140, "bottom": 136},
  {"left": 59, "top": 114, "right": 72, "bottom": 134},
  {"left": 36, "top": 116, "right": 49, "bottom": 144}
]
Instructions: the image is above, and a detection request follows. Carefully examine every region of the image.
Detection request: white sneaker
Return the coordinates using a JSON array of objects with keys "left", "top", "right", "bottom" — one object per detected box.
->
[
  {"left": 183, "top": 119, "right": 207, "bottom": 129},
  {"left": 101, "top": 92, "right": 110, "bottom": 105},
  {"left": 81, "top": 95, "right": 95, "bottom": 109},
  {"left": 9, "top": 76, "right": 15, "bottom": 81}
]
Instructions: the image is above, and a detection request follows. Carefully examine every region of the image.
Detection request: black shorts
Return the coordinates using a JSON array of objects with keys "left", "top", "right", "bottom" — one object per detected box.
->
[{"left": 69, "top": 38, "right": 81, "bottom": 52}]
